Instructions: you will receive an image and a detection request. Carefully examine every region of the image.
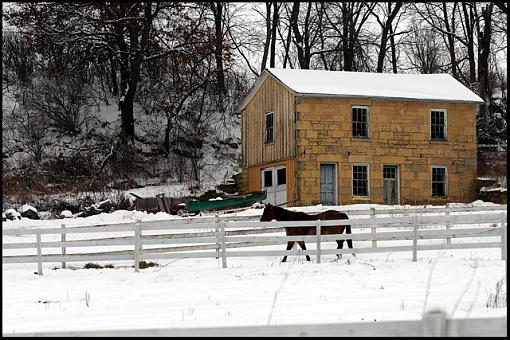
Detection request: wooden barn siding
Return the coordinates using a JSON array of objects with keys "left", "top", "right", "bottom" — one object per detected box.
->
[
  {"left": 294, "top": 97, "right": 478, "bottom": 206},
  {"left": 241, "top": 76, "right": 296, "bottom": 167},
  {"left": 246, "top": 159, "right": 296, "bottom": 204}
]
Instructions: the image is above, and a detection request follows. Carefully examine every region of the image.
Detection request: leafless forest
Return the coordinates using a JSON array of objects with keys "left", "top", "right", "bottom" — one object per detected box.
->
[{"left": 2, "top": 2, "right": 507, "bottom": 211}]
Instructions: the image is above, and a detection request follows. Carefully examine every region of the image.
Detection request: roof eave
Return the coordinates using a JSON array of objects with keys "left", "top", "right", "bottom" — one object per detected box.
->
[{"left": 294, "top": 92, "right": 484, "bottom": 104}]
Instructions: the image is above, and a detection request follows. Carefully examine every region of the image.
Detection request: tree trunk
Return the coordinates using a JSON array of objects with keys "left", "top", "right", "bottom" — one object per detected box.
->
[
  {"left": 269, "top": 2, "right": 279, "bottom": 68},
  {"left": 342, "top": 4, "right": 353, "bottom": 71},
  {"left": 442, "top": 2, "right": 457, "bottom": 79},
  {"left": 163, "top": 115, "right": 172, "bottom": 155},
  {"left": 281, "top": 3, "right": 293, "bottom": 68},
  {"left": 477, "top": 3, "right": 493, "bottom": 101},
  {"left": 376, "top": 28, "right": 389, "bottom": 73},
  {"left": 389, "top": 25, "right": 398, "bottom": 73},
  {"left": 108, "top": 50, "right": 118, "bottom": 97},
  {"left": 211, "top": 2, "right": 226, "bottom": 96},
  {"left": 261, "top": 2, "right": 272, "bottom": 71},
  {"left": 376, "top": 2, "right": 402, "bottom": 73},
  {"left": 462, "top": 3, "right": 477, "bottom": 83},
  {"left": 291, "top": 2, "right": 307, "bottom": 69}
]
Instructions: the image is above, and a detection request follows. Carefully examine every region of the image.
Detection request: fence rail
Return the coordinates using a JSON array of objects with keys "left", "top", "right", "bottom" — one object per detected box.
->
[
  {"left": 2, "top": 310, "right": 506, "bottom": 337},
  {"left": 2, "top": 205, "right": 507, "bottom": 274}
]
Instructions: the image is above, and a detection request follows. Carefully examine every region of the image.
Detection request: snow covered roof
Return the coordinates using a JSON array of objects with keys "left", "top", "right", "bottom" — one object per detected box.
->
[{"left": 239, "top": 68, "right": 484, "bottom": 110}]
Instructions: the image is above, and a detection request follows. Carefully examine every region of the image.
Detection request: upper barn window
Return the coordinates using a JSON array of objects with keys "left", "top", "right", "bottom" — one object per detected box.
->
[
  {"left": 265, "top": 111, "right": 274, "bottom": 144},
  {"left": 352, "top": 106, "right": 369, "bottom": 138},
  {"left": 430, "top": 109, "right": 447, "bottom": 141}
]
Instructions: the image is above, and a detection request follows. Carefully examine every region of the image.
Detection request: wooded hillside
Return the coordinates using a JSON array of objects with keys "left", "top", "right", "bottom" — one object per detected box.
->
[{"left": 2, "top": 2, "right": 506, "bottom": 211}]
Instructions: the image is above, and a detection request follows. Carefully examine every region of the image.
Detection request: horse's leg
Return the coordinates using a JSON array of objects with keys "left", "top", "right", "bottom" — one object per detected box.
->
[
  {"left": 297, "top": 241, "right": 311, "bottom": 262},
  {"left": 336, "top": 240, "right": 344, "bottom": 259},
  {"left": 281, "top": 241, "right": 294, "bottom": 263},
  {"left": 345, "top": 225, "right": 355, "bottom": 256},
  {"left": 346, "top": 225, "right": 354, "bottom": 249}
]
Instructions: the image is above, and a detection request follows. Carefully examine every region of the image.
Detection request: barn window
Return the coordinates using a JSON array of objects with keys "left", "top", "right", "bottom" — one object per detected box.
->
[
  {"left": 431, "top": 109, "right": 447, "bottom": 141},
  {"left": 277, "top": 168, "right": 286, "bottom": 185},
  {"left": 265, "top": 112, "right": 274, "bottom": 143},
  {"left": 352, "top": 106, "right": 369, "bottom": 138},
  {"left": 263, "top": 169, "right": 273, "bottom": 187},
  {"left": 352, "top": 164, "right": 369, "bottom": 196},
  {"left": 432, "top": 166, "right": 447, "bottom": 197}
]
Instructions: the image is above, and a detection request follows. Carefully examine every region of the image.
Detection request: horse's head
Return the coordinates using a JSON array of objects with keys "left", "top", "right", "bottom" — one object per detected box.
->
[{"left": 260, "top": 203, "right": 273, "bottom": 222}]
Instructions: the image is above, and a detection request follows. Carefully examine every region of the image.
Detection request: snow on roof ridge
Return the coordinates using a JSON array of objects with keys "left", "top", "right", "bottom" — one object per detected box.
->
[{"left": 264, "top": 68, "right": 483, "bottom": 104}]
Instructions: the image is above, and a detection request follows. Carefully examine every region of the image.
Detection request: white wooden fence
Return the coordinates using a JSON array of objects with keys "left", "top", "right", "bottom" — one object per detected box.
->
[
  {"left": 2, "top": 205, "right": 507, "bottom": 274},
  {"left": 2, "top": 310, "right": 506, "bottom": 337}
]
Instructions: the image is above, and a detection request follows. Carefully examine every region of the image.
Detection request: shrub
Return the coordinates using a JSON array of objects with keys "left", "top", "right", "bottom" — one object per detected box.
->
[
  {"left": 138, "top": 261, "right": 158, "bottom": 269},
  {"left": 83, "top": 262, "right": 114, "bottom": 269},
  {"left": 486, "top": 277, "right": 507, "bottom": 308}
]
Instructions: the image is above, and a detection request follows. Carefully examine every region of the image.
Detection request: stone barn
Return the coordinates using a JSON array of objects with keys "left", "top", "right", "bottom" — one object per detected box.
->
[{"left": 239, "top": 68, "right": 483, "bottom": 206}]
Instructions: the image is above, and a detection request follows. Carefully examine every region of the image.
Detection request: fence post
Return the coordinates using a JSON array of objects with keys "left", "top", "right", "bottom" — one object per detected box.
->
[
  {"left": 138, "top": 219, "right": 143, "bottom": 264},
  {"left": 61, "top": 223, "right": 66, "bottom": 269},
  {"left": 370, "top": 208, "right": 377, "bottom": 248},
  {"left": 412, "top": 217, "right": 418, "bottom": 262},
  {"left": 316, "top": 220, "right": 321, "bottom": 264},
  {"left": 445, "top": 211, "right": 451, "bottom": 245},
  {"left": 215, "top": 214, "right": 220, "bottom": 260},
  {"left": 36, "top": 229, "right": 43, "bottom": 276},
  {"left": 134, "top": 221, "right": 141, "bottom": 273},
  {"left": 501, "top": 217, "right": 507, "bottom": 261},
  {"left": 422, "top": 310, "right": 448, "bottom": 336},
  {"left": 219, "top": 219, "right": 227, "bottom": 268}
]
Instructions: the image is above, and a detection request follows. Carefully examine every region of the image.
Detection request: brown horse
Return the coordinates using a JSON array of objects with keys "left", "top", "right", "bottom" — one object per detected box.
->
[{"left": 260, "top": 203, "right": 353, "bottom": 262}]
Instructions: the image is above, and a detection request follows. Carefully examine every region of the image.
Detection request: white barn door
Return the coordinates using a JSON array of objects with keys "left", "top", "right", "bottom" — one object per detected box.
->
[{"left": 261, "top": 166, "right": 287, "bottom": 207}]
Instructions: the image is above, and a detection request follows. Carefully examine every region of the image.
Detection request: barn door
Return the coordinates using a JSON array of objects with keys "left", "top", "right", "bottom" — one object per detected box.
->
[
  {"left": 320, "top": 164, "right": 337, "bottom": 206},
  {"left": 262, "top": 169, "right": 275, "bottom": 205},
  {"left": 261, "top": 166, "right": 287, "bottom": 206},
  {"left": 383, "top": 165, "right": 399, "bottom": 205},
  {"left": 275, "top": 167, "right": 287, "bottom": 207}
]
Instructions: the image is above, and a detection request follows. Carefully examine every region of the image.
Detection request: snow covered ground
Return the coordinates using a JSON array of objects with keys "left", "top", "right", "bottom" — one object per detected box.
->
[{"left": 2, "top": 202, "right": 507, "bottom": 335}]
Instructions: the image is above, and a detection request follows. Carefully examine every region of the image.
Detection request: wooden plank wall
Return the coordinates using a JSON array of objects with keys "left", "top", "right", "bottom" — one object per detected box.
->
[{"left": 242, "top": 76, "right": 296, "bottom": 167}]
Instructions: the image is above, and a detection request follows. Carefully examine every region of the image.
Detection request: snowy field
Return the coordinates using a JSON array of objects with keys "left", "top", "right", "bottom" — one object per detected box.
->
[{"left": 2, "top": 202, "right": 507, "bottom": 335}]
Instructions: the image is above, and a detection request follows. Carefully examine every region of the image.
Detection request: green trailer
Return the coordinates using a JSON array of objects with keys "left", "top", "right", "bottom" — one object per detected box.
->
[{"left": 185, "top": 190, "right": 266, "bottom": 214}]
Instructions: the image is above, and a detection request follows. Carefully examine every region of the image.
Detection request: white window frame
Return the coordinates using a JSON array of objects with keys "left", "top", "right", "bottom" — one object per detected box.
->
[
  {"left": 430, "top": 109, "right": 448, "bottom": 141},
  {"left": 352, "top": 163, "right": 370, "bottom": 197},
  {"left": 431, "top": 165, "right": 448, "bottom": 198},
  {"left": 351, "top": 105, "right": 370, "bottom": 139},
  {"left": 265, "top": 111, "right": 274, "bottom": 144}
]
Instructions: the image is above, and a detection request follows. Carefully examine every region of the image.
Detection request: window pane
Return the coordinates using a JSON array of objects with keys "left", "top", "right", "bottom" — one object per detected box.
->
[
  {"left": 277, "top": 168, "right": 286, "bottom": 185},
  {"left": 383, "top": 166, "right": 396, "bottom": 179},
  {"left": 431, "top": 110, "right": 445, "bottom": 140},
  {"left": 265, "top": 112, "right": 274, "bottom": 143},
  {"left": 263, "top": 170, "right": 273, "bottom": 187},
  {"left": 432, "top": 167, "right": 446, "bottom": 197},
  {"left": 353, "top": 165, "right": 368, "bottom": 196},
  {"left": 352, "top": 107, "right": 368, "bottom": 137}
]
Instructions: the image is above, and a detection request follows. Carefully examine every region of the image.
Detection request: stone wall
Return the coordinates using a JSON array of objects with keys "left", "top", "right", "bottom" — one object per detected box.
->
[{"left": 294, "top": 97, "right": 478, "bottom": 206}]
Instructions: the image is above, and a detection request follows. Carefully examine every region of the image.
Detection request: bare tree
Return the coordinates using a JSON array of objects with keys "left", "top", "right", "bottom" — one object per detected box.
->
[
  {"left": 404, "top": 23, "right": 446, "bottom": 74},
  {"left": 324, "top": 2, "right": 376, "bottom": 71},
  {"left": 368, "top": 2, "right": 404, "bottom": 73},
  {"left": 5, "top": 3, "right": 208, "bottom": 143},
  {"left": 4, "top": 101, "right": 51, "bottom": 165},
  {"left": 289, "top": 2, "right": 327, "bottom": 69}
]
